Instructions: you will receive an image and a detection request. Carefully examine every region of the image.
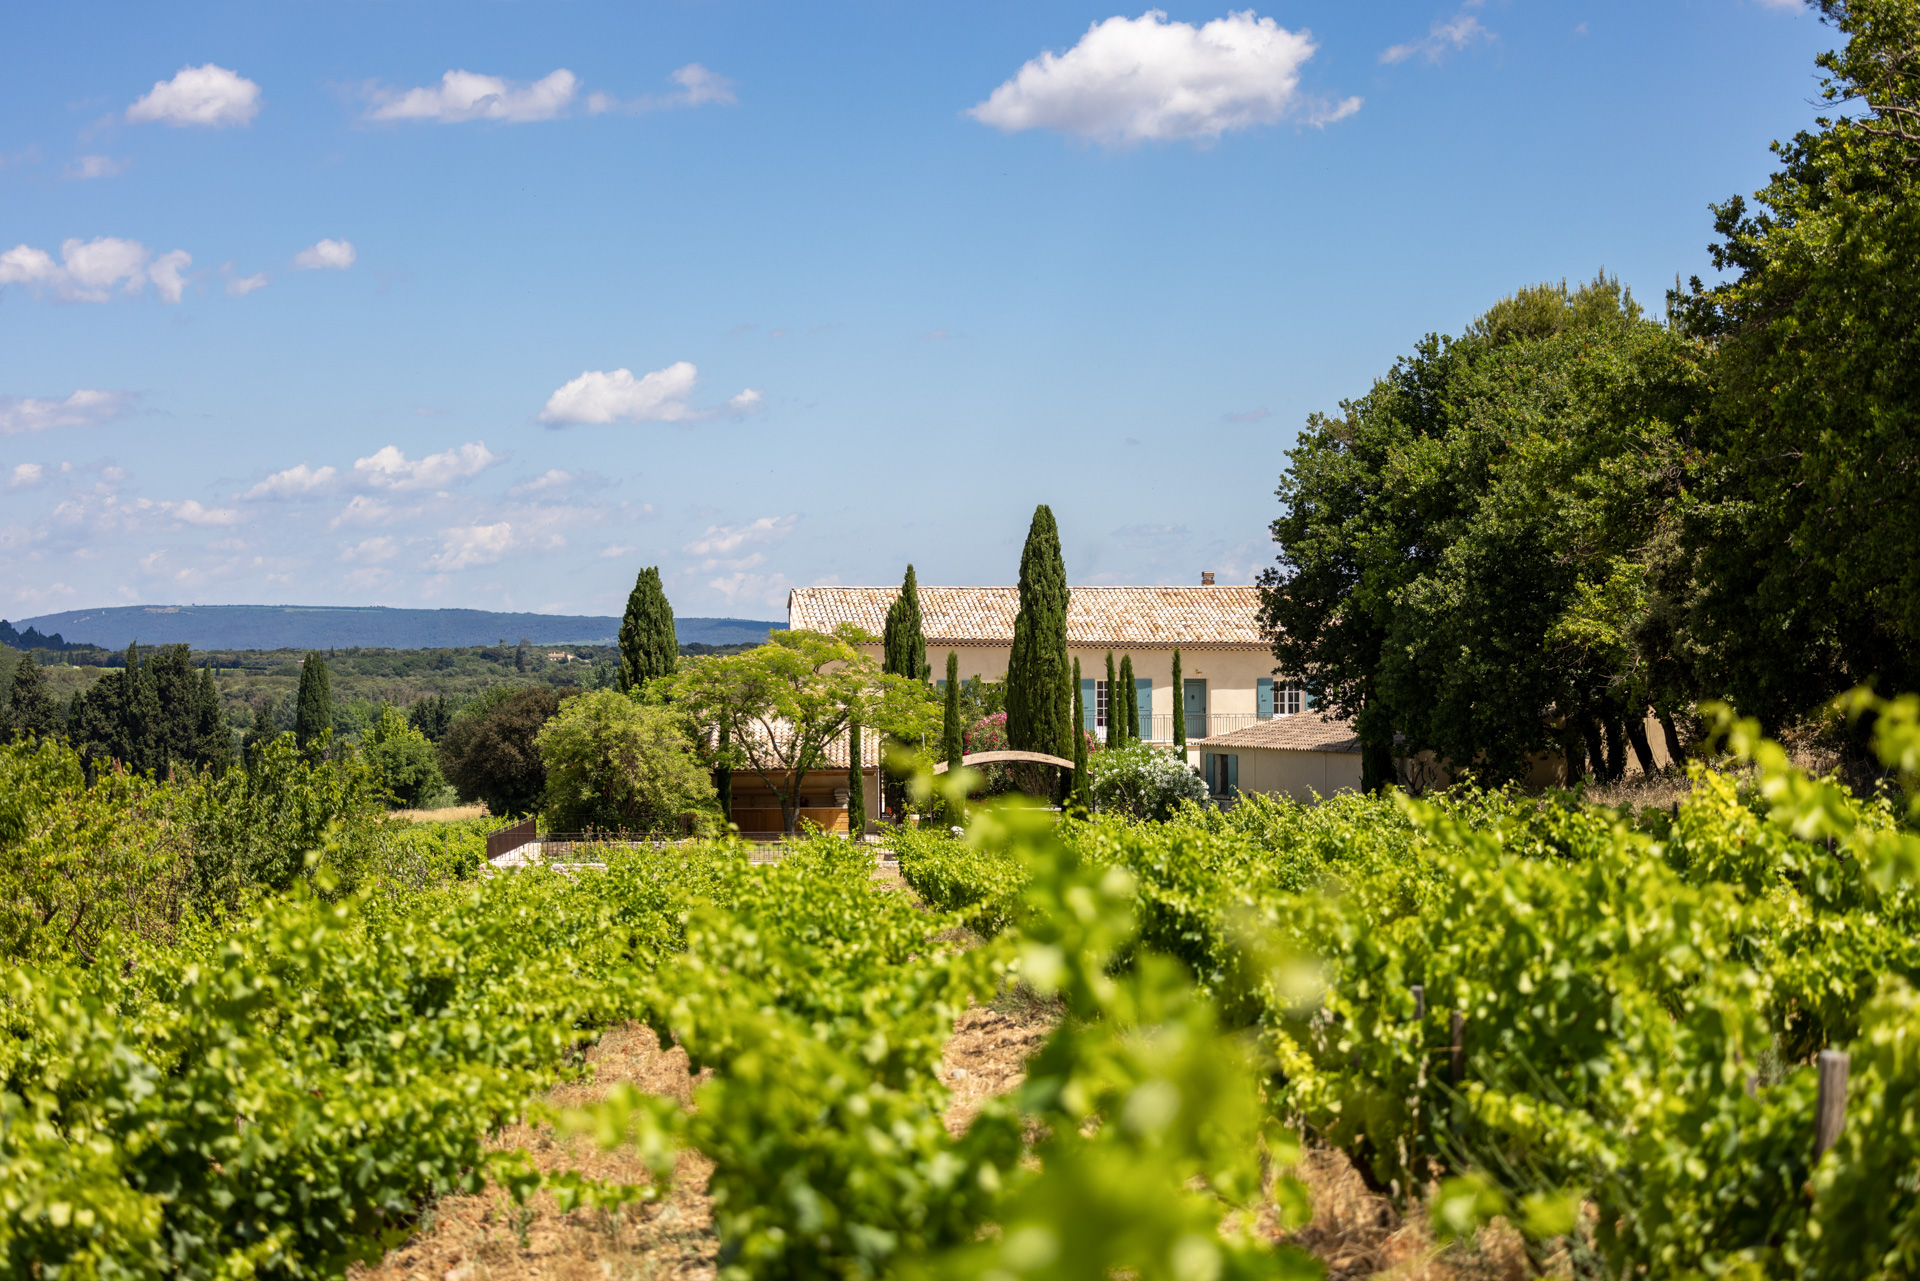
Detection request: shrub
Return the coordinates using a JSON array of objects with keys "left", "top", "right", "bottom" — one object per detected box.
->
[
  {"left": 362, "top": 704, "right": 445, "bottom": 808},
  {"left": 439, "top": 687, "right": 562, "bottom": 817},
  {"left": 535, "top": 689, "right": 716, "bottom": 833},
  {"left": 1087, "top": 741, "right": 1206, "bottom": 820}
]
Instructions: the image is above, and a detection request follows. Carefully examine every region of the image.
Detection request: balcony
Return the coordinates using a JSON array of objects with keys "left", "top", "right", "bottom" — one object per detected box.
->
[{"left": 1096, "top": 713, "right": 1260, "bottom": 744}]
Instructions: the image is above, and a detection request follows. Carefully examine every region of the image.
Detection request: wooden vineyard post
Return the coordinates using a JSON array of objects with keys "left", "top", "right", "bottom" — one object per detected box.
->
[
  {"left": 1450, "top": 1011, "right": 1465, "bottom": 1085},
  {"left": 1410, "top": 984, "right": 1426, "bottom": 1021},
  {"left": 1815, "top": 1050, "right": 1850, "bottom": 1159}
]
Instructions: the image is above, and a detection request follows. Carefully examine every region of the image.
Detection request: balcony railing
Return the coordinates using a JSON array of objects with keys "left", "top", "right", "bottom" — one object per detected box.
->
[{"left": 1093, "top": 713, "right": 1260, "bottom": 744}]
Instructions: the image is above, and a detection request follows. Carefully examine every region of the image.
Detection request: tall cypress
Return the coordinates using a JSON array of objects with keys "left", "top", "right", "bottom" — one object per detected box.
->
[
  {"left": 883, "top": 565, "right": 927, "bottom": 681},
  {"left": 1005, "top": 505, "right": 1070, "bottom": 759},
  {"left": 845, "top": 718, "right": 865, "bottom": 842},
  {"left": 1071, "top": 657, "right": 1089, "bottom": 810},
  {"left": 124, "top": 645, "right": 162, "bottom": 775},
  {"left": 1171, "top": 648, "right": 1186, "bottom": 748},
  {"left": 1119, "top": 654, "right": 1138, "bottom": 744},
  {"left": 942, "top": 651, "right": 964, "bottom": 768},
  {"left": 617, "top": 566, "right": 678, "bottom": 694},
  {"left": 7, "top": 653, "right": 60, "bottom": 740},
  {"left": 294, "top": 652, "right": 333, "bottom": 753},
  {"left": 194, "top": 664, "right": 232, "bottom": 773},
  {"left": 1104, "top": 650, "right": 1120, "bottom": 751},
  {"left": 150, "top": 644, "right": 198, "bottom": 769}
]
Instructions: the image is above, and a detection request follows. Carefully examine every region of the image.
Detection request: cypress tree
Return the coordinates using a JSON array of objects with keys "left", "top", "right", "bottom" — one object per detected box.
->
[
  {"left": 7, "top": 653, "right": 60, "bottom": 741},
  {"left": 1171, "top": 648, "right": 1186, "bottom": 748},
  {"left": 150, "top": 644, "right": 198, "bottom": 769},
  {"left": 883, "top": 565, "right": 927, "bottom": 681},
  {"left": 617, "top": 567, "right": 678, "bottom": 694},
  {"left": 1119, "top": 654, "right": 1138, "bottom": 744},
  {"left": 1104, "top": 650, "right": 1120, "bottom": 750},
  {"left": 1071, "top": 657, "right": 1089, "bottom": 810},
  {"left": 1005, "top": 505, "right": 1070, "bottom": 761},
  {"left": 124, "top": 645, "right": 162, "bottom": 775},
  {"left": 294, "top": 652, "right": 333, "bottom": 753},
  {"left": 195, "top": 665, "right": 233, "bottom": 773},
  {"left": 846, "top": 718, "right": 865, "bottom": 842},
  {"left": 942, "top": 651, "right": 964, "bottom": 769}
]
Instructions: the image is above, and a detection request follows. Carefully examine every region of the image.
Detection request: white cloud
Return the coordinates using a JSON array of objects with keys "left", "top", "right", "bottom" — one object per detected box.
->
[
  {"left": 599, "top": 543, "right": 638, "bottom": 559},
  {"left": 341, "top": 535, "right": 400, "bottom": 563},
  {"left": 352, "top": 441, "right": 499, "bottom": 490},
  {"left": 683, "top": 514, "right": 797, "bottom": 567},
  {"left": 226, "top": 271, "right": 269, "bottom": 296},
  {"left": 429, "top": 522, "right": 516, "bottom": 570},
  {"left": 540, "top": 361, "right": 699, "bottom": 425},
  {"left": 12, "top": 582, "right": 76, "bottom": 605},
  {"left": 969, "top": 9, "right": 1358, "bottom": 145},
  {"left": 1381, "top": 13, "right": 1493, "bottom": 65},
  {"left": 0, "top": 238, "right": 193, "bottom": 304},
  {"left": 244, "top": 462, "right": 337, "bottom": 499},
  {"left": 9, "top": 463, "right": 45, "bottom": 488},
  {"left": 586, "top": 63, "right": 738, "bottom": 114},
  {"left": 328, "top": 495, "right": 392, "bottom": 529},
  {"left": 127, "top": 64, "right": 262, "bottom": 128},
  {"left": 728, "top": 388, "right": 765, "bottom": 414},
  {"left": 705, "top": 571, "right": 793, "bottom": 609},
  {"left": 366, "top": 69, "right": 578, "bottom": 123},
  {"left": 166, "top": 499, "right": 241, "bottom": 526},
  {"left": 294, "top": 238, "right": 356, "bottom": 270},
  {"left": 0, "top": 389, "right": 134, "bottom": 435},
  {"left": 66, "top": 155, "right": 126, "bottom": 180},
  {"left": 509, "top": 468, "right": 575, "bottom": 496}
]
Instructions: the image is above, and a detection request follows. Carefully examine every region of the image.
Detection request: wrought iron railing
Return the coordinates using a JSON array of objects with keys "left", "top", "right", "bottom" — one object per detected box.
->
[{"left": 1092, "top": 713, "right": 1261, "bottom": 744}]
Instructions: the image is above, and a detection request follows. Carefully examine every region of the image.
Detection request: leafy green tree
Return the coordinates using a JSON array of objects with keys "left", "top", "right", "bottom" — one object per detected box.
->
[
  {"left": 1105, "top": 650, "right": 1120, "bottom": 751},
  {"left": 408, "top": 694, "right": 453, "bottom": 742},
  {"left": 362, "top": 705, "right": 446, "bottom": 808},
  {"left": 535, "top": 689, "right": 714, "bottom": 832},
  {"left": 1171, "top": 648, "right": 1186, "bottom": 748},
  {"left": 439, "top": 686, "right": 562, "bottom": 817},
  {"left": 656, "top": 628, "right": 938, "bottom": 836},
  {"left": 1673, "top": 0, "right": 1920, "bottom": 728},
  {"left": 515, "top": 637, "right": 533, "bottom": 673},
  {"left": 6, "top": 653, "right": 60, "bottom": 742},
  {"left": 883, "top": 565, "right": 928, "bottom": 681},
  {"left": 1119, "top": 654, "right": 1138, "bottom": 743},
  {"left": 294, "top": 653, "right": 333, "bottom": 755},
  {"left": 617, "top": 566, "right": 678, "bottom": 694},
  {"left": 1005, "top": 506, "right": 1072, "bottom": 765},
  {"left": 846, "top": 717, "right": 865, "bottom": 841}
]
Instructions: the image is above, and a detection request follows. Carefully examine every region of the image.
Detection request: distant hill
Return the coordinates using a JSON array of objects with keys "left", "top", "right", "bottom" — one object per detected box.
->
[{"left": 8, "top": 605, "right": 780, "bottom": 652}]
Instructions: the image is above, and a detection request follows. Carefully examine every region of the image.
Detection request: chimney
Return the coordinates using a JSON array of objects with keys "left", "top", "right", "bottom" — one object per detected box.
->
[{"left": 1200, "top": 571, "right": 1216, "bottom": 586}]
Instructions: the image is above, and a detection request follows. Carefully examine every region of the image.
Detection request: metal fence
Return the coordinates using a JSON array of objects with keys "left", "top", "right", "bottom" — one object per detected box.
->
[{"left": 1096, "top": 713, "right": 1259, "bottom": 743}]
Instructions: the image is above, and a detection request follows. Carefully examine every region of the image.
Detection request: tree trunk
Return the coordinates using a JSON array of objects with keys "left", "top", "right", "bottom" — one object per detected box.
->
[
  {"left": 1602, "top": 714, "right": 1627, "bottom": 783},
  {"left": 1561, "top": 720, "right": 1586, "bottom": 786},
  {"left": 1577, "top": 713, "right": 1606, "bottom": 785},
  {"left": 1658, "top": 709, "right": 1685, "bottom": 766},
  {"left": 1624, "top": 713, "right": 1656, "bottom": 777}
]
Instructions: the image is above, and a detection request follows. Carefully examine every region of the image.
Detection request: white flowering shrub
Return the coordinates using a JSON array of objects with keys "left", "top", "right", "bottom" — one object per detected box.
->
[{"left": 1087, "top": 742, "right": 1208, "bottom": 821}]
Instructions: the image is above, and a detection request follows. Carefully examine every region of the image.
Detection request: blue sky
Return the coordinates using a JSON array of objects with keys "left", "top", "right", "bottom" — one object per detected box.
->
[{"left": 1, "top": 0, "right": 1829, "bottom": 622}]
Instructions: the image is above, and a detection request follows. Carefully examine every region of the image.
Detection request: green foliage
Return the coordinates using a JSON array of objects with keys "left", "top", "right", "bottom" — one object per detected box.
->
[
  {"left": 408, "top": 692, "right": 453, "bottom": 742},
  {"left": 294, "top": 651, "right": 333, "bottom": 752},
  {"left": 1170, "top": 648, "right": 1185, "bottom": 748},
  {"left": 5, "top": 653, "right": 60, "bottom": 741},
  {"left": 618, "top": 566, "right": 679, "bottom": 694},
  {"left": 1071, "top": 658, "right": 1089, "bottom": 810},
  {"left": 893, "top": 823, "right": 1027, "bottom": 937},
  {"left": 1086, "top": 742, "right": 1207, "bottom": 822},
  {"left": 1104, "top": 651, "right": 1119, "bottom": 751},
  {"left": 942, "top": 652, "right": 962, "bottom": 768},
  {"left": 438, "top": 686, "right": 562, "bottom": 817},
  {"left": 536, "top": 688, "right": 715, "bottom": 833},
  {"left": 1005, "top": 506, "right": 1071, "bottom": 761},
  {"left": 1118, "top": 654, "right": 1137, "bottom": 743},
  {"left": 847, "top": 717, "right": 865, "bottom": 839},
  {"left": 884, "top": 564, "right": 928, "bottom": 682},
  {"left": 362, "top": 704, "right": 447, "bottom": 808}
]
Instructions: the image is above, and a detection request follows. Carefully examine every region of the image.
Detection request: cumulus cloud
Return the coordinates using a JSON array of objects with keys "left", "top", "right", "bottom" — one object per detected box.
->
[
  {"left": 127, "top": 64, "right": 262, "bottom": 127},
  {"left": 294, "top": 238, "right": 356, "bottom": 270},
  {"left": 705, "top": 571, "right": 793, "bottom": 609},
  {"left": 0, "top": 238, "right": 193, "bottom": 304},
  {"left": 166, "top": 499, "right": 241, "bottom": 526},
  {"left": 540, "top": 361, "right": 700, "bottom": 425},
  {"left": 1381, "top": 12, "right": 1494, "bottom": 65},
  {"left": 0, "top": 389, "right": 134, "bottom": 435},
  {"left": 12, "top": 582, "right": 76, "bottom": 606},
  {"left": 328, "top": 495, "right": 392, "bottom": 529},
  {"left": 969, "top": 9, "right": 1359, "bottom": 145},
  {"left": 244, "top": 462, "right": 337, "bottom": 499},
  {"left": 586, "top": 63, "right": 738, "bottom": 114},
  {"left": 226, "top": 270, "right": 268, "bottom": 296},
  {"left": 9, "top": 463, "right": 45, "bottom": 489},
  {"left": 352, "top": 441, "right": 499, "bottom": 491},
  {"left": 66, "top": 155, "right": 126, "bottom": 180},
  {"left": 429, "top": 522, "right": 517, "bottom": 570},
  {"left": 727, "top": 388, "right": 765, "bottom": 414},
  {"left": 340, "top": 535, "right": 400, "bottom": 563},
  {"left": 509, "top": 469, "right": 576, "bottom": 497},
  {"left": 684, "top": 514, "right": 797, "bottom": 570},
  {"left": 599, "top": 544, "right": 638, "bottom": 559},
  {"left": 365, "top": 69, "right": 578, "bottom": 123}
]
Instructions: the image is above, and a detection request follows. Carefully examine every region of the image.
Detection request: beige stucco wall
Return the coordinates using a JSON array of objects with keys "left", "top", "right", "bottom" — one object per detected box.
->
[
  {"left": 1214, "top": 745, "right": 1363, "bottom": 802},
  {"left": 859, "top": 642, "right": 1290, "bottom": 741}
]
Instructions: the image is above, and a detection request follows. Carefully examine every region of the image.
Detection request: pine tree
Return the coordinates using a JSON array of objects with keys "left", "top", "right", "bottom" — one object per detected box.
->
[
  {"left": 617, "top": 567, "right": 678, "bottom": 694},
  {"left": 846, "top": 718, "right": 865, "bottom": 842},
  {"left": 942, "top": 651, "right": 964, "bottom": 769},
  {"left": 1119, "top": 654, "right": 1138, "bottom": 744},
  {"left": 1104, "top": 650, "right": 1120, "bottom": 750},
  {"left": 1071, "top": 657, "right": 1089, "bottom": 810},
  {"left": 294, "top": 652, "right": 333, "bottom": 754},
  {"left": 7, "top": 653, "right": 60, "bottom": 741},
  {"left": 1171, "top": 648, "right": 1186, "bottom": 748},
  {"left": 1005, "top": 505, "right": 1070, "bottom": 760},
  {"left": 883, "top": 565, "right": 927, "bottom": 681}
]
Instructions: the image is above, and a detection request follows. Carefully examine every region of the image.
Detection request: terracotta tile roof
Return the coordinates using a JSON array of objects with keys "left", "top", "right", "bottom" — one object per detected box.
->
[
  {"left": 1194, "top": 715, "right": 1360, "bottom": 754},
  {"left": 786, "top": 585, "right": 1266, "bottom": 648}
]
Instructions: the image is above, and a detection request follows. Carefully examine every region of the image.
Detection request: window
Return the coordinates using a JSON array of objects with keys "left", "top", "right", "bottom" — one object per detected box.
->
[
  {"left": 1095, "top": 680, "right": 1109, "bottom": 728},
  {"left": 1277, "top": 685, "right": 1303, "bottom": 716}
]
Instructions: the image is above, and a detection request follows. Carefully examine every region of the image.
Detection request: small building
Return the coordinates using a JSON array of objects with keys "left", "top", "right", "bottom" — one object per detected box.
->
[{"left": 1192, "top": 715, "right": 1363, "bottom": 804}]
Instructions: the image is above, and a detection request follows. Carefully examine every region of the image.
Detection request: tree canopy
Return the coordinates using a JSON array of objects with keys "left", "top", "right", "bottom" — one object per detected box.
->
[
  {"left": 617, "top": 566, "right": 678, "bottom": 694},
  {"left": 536, "top": 689, "right": 714, "bottom": 833},
  {"left": 1005, "top": 505, "right": 1071, "bottom": 763}
]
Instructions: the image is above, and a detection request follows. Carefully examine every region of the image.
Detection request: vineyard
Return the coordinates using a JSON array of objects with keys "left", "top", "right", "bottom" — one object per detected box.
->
[{"left": 5, "top": 696, "right": 1920, "bottom": 1279}]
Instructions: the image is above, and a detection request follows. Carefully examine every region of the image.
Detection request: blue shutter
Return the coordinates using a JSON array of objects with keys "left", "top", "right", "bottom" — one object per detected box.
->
[
  {"left": 1228, "top": 754, "right": 1239, "bottom": 795},
  {"left": 1135, "top": 678, "right": 1152, "bottom": 739},
  {"left": 1257, "top": 677, "right": 1274, "bottom": 719},
  {"left": 1082, "top": 677, "right": 1097, "bottom": 733},
  {"left": 1304, "top": 685, "right": 1316, "bottom": 709}
]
